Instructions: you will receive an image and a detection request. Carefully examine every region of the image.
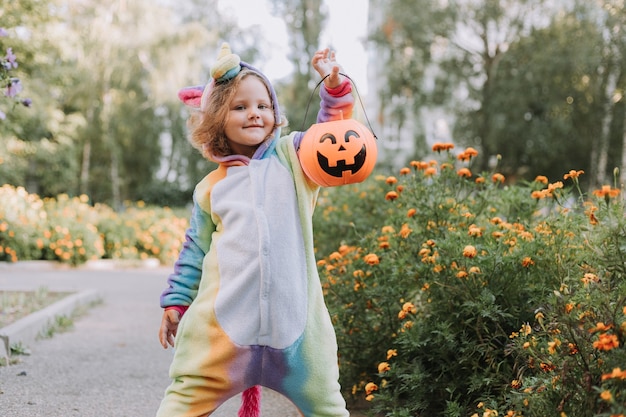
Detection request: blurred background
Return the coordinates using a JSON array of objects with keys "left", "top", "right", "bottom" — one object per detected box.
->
[{"left": 1, "top": 0, "right": 624, "bottom": 209}]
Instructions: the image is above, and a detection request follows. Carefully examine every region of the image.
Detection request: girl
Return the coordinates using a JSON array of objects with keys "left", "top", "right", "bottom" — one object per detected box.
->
[{"left": 156, "top": 43, "right": 354, "bottom": 417}]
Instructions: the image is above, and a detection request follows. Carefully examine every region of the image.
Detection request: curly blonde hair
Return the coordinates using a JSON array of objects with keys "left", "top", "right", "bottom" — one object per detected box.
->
[{"left": 187, "top": 69, "right": 287, "bottom": 159}]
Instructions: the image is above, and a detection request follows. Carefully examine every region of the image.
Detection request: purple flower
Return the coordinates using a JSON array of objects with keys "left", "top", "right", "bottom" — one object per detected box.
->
[
  {"left": 0, "top": 110, "right": 5, "bottom": 120},
  {"left": 0, "top": 28, "right": 8, "bottom": 37},
  {"left": 22, "top": 98, "right": 32, "bottom": 107},
  {"left": 5, "top": 48, "right": 17, "bottom": 69},
  {"left": 6, "top": 78, "right": 22, "bottom": 98}
]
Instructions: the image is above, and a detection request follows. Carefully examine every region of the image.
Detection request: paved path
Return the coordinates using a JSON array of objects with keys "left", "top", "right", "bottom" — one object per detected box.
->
[{"left": 0, "top": 265, "right": 300, "bottom": 417}]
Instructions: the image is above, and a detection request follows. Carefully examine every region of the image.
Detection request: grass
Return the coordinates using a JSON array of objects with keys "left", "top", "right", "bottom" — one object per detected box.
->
[
  {"left": 0, "top": 288, "right": 102, "bottom": 366},
  {"left": 0, "top": 287, "right": 73, "bottom": 328}
]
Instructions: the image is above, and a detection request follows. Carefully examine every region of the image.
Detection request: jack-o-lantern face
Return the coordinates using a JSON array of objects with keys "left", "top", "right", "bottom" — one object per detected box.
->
[
  {"left": 317, "top": 130, "right": 367, "bottom": 177},
  {"left": 299, "top": 119, "right": 377, "bottom": 187}
]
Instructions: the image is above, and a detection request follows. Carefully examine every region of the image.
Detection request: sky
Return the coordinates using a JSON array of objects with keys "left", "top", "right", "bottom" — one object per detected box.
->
[{"left": 217, "top": 0, "right": 369, "bottom": 93}]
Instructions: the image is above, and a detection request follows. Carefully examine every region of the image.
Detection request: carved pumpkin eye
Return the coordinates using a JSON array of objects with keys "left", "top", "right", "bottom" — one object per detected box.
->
[{"left": 299, "top": 119, "right": 377, "bottom": 187}]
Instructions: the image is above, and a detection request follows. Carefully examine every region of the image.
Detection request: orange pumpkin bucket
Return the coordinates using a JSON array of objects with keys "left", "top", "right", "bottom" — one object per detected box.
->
[{"left": 299, "top": 74, "right": 378, "bottom": 187}]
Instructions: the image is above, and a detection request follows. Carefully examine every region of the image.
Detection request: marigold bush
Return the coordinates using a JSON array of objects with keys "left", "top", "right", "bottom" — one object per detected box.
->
[
  {"left": 313, "top": 145, "right": 625, "bottom": 417},
  {"left": 0, "top": 185, "right": 188, "bottom": 266}
]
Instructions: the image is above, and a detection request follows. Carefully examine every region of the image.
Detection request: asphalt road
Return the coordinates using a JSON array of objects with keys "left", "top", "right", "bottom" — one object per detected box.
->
[{"left": 0, "top": 265, "right": 300, "bottom": 417}]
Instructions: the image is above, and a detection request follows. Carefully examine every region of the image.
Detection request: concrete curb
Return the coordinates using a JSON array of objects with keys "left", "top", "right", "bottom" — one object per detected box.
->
[
  {"left": 0, "top": 288, "right": 101, "bottom": 357},
  {"left": 0, "top": 259, "right": 161, "bottom": 271}
]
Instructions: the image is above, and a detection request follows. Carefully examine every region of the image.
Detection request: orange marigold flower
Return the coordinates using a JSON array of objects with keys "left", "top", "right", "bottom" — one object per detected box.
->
[
  {"left": 457, "top": 167, "right": 472, "bottom": 178},
  {"left": 593, "top": 333, "right": 620, "bottom": 351},
  {"left": 396, "top": 185, "right": 404, "bottom": 193},
  {"left": 379, "top": 241, "right": 390, "bottom": 249},
  {"left": 382, "top": 225, "right": 395, "bottom": 234},
  {"left": 475, "top": 176, "right": 485, "bottom": 184},
  {"left": 407, "top": 208, "right": 417, "bottom": 217},
  {"left": 589, "top": 322, "right": 613, "bottom": 333},
  {"left": 432, "top": 142, "right": 454, "bottom": 152},
  {"left": 424, "top": 167, "right": 437, "bottom": 176},
  {"left": 378, "top": 362, "right": 391, "bottom": 373},
  {"left": 599, "top": 390, "right": 612, "bottom": 402},
  {"left": 386, "top": 176, "right": 398, "bottom": 185},
  {"left": 364, "top": 253, "right": 380, "bottom": 265},
  {"left": 385, "top": 191, "right": 399, "bottom": 201},
  {"left": 411, "top": 160, "right": 430, "bottom": 170},
  {"left": 563, "top": 169, "right": 584, "bottom": 180},
  {"left": 463, "top": 245, "right": 477, "bottom": 258},
  {"left": 329, "top": 251, "right": 342, "bottom": 261},
  {"left": 582, "top": 273, "right": 599, "bottom": 286},
  {"left": 548, "top": 338, "right": 561, "bottom": 354},
  {"left": 531, "top": 190, "right": 545, "bottom": 199},
  {"left": 464, "top": 147, "right": 478, "bottom": 157},
  {"left": 387, "top": 349, "right": 398, "bottom": 360},
  {"left": 547, "top": 181, "right": 564, "bottom": 192},
  {"left": 402, "top": 302, "right": 417, "bottom": 314},
  {"left": 534, "top": 175, "right": 549, "bottom": 184},
  {"left": 468, "top": 224, "right": 482, "bottom": 237},
  {"left": 522, "top": 257, "right": 534, "bottom": 268},
  {"left": 399, "top": 167, "right": 411, "bottom": 176},
  {"left": 457, "top": 147, "right": 479, "bottom": 161},
  {"left": 398, "top": 310, "right": 407, "bottom": 320},
  {"left": 469, "top": 266, "right": 481, "bottom": 274},
  {"left": 457, "top": 270, "right": 468, "bottom": 278},
  {"left": 492, "top": 173, "right": 505, "bottom": 183},
  {"left": 593, "top": 185, "right": 620, "bottom": 199},
  {"left": 353, "top": 269, "right": 365, "bottom": 278},
  {"left": 400, "top": 223, "right": 412, "bottom": 238},
  {"left": 365, "top": 382, "right": 378, "bottom": 395},
  {"left": 602, "top": 367, "right": 626, "bottom": 380}
]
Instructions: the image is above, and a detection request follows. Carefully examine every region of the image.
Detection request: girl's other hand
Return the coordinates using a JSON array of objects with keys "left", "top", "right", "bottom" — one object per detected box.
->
[{"left": 159, "top": 309, "right": 181, "bottom": 349}]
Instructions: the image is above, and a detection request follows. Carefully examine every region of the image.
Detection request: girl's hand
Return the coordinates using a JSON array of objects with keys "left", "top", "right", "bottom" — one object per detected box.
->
[
  {"left": 312, "top": 48, "right": 344, "bottom": 89},
  {"left": 158, "top": 309, "right": 181, "bottom": 349}
]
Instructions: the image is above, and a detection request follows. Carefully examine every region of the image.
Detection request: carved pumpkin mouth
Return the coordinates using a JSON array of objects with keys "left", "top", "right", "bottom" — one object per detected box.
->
[{"left": 316, "top": 145, "right": 367, "bottom": 177}]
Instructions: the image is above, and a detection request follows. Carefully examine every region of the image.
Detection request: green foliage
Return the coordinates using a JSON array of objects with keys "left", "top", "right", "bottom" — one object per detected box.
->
[
  {"left": 314, "top": 146, "right": 625, "bottom": 416},
  {"left": 504, "top": 194, "right": 626, "bottom": 417}
]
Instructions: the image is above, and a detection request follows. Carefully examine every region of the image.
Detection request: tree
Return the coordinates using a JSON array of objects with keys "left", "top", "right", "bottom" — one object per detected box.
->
[
  {"left": 270, "top": 0, "right": 327, "bottom": 132},
  {"left": 0, "top": 0, "right": 82, "bottom": 195},
  {"left": 590, "top": 0, "right": 626, "bottom": 187},
  {"left": 486, "top": 11, "right": 605, "bottom": 183},
  {"left": 368, "top": 0, "right": 455, "bottom": 168}
]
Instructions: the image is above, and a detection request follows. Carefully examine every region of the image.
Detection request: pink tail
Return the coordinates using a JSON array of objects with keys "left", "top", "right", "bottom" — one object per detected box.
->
[{"left": 238, "top": 385, "right": 262, "bottom": 417}]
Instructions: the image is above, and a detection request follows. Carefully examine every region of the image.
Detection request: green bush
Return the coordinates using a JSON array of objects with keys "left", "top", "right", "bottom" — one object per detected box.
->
[
  {"left": 0, "top": 184, "right": 47, "bottom": 261},
  {"left": 40, "top": 193, "right": 105, "bottom": 265},
  {"left": 0, "top": 185, "right": 189, "bottom": 266},
  {"left": 501, "top": 184, "right": 626, "bottom": 417},
  {"left": 314, "top": 147, "right": 625, "bottom": 417}
]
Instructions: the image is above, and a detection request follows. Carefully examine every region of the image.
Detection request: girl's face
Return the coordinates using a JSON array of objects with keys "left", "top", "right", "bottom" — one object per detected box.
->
[{"left": 224, "top": 75, "right": 275, "bottom": 158}]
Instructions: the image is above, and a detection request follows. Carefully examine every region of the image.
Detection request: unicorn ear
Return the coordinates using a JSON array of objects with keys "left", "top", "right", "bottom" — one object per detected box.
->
[{"left": 177, "top": 85, "right": 205, "bottom": 108}]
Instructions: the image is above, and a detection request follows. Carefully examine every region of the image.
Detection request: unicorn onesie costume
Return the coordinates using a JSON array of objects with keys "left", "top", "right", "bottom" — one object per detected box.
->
[{"left": 157, "top": 44, "right": 353, "bottom": 417}]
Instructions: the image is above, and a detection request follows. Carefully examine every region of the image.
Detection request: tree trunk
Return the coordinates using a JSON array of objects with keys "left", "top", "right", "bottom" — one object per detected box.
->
[
  {"left": 620, "top": 93, "right": 626, "bottom": 188},
  {"left": 593, "top": 68, "right": 618, "bottom": 187}
]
